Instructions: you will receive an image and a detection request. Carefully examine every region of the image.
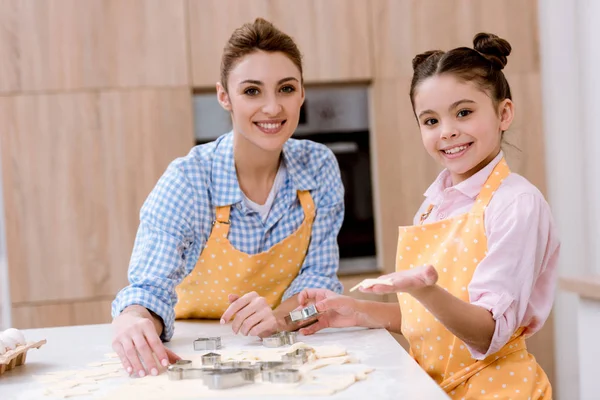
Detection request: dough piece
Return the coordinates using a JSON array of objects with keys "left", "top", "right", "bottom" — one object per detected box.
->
[{"left": 349, "top": 278, "right": 394, "bottom": 292}]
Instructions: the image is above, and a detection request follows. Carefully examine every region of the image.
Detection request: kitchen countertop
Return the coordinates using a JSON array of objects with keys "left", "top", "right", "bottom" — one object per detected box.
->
[{"left": 2, "top": 321, "right": 448, "bottom": 399}]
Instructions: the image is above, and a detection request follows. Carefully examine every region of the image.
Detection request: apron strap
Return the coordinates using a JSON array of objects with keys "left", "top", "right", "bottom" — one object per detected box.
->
[
  {"left": 470, "top": 158, "right": 510, "bottom": 215},
  {"left": 213, "top": 205, "right": 232, "bottom": 235},
  {"left": 297, "top": 190, "right": 316, "bottom": 224}
]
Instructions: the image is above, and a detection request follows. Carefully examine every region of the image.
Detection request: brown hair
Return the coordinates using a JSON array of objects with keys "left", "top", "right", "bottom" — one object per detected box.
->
[
  {"left": 409, "top": 33, "right": 512, "bottom": 111},
  {"left": 220, "top": 18, "right": 303, "bottom": 91}
]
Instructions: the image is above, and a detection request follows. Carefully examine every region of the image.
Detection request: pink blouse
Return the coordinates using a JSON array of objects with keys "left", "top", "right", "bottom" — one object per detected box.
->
[{"left": 414, "top": 152, "right": 560, "bottom": 360}]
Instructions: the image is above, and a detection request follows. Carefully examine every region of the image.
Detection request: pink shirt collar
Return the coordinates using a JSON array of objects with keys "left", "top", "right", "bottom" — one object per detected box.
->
[{"left": 423, "top": 151, "right": 504, "bottom": 204}]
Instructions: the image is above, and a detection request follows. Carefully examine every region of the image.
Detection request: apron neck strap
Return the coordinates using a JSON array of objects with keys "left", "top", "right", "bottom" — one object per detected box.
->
[{"left": 470, "top": 157, "right": 510, "bottom": 214}]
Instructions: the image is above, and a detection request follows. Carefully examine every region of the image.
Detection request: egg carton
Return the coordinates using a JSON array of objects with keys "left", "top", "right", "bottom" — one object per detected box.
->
[{"left": 0, "top": 339, "right": 46, "bottom": 375}]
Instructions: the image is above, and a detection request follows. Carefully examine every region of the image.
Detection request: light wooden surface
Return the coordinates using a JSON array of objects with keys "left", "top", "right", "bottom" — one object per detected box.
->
[
  {"left": 0, "top": 89, "right": 194, "bottom": 303},
  {"left": 560, "top": 276, "right": 600, "bottom": 301},
  {"left": 11, "top": 298, "right": 113, "bottom": 329},
  {"left": 0, "top": 0, "right": 189, "bottom": 93},
  {"left": 370, "top": 0, "right": 539, "bottom": 79},
  {"left": 187, "top": 0, "right": 372, "bottom": 87}
]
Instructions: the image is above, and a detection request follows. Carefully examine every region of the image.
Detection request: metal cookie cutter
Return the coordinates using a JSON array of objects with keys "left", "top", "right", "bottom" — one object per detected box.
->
[
  {"left": 214, "top": 360, "right": 252, "bottom": 369},
  {"left": 194, "top": 336, "right": 222, "bottom": 351},
  {"left": 263, "top": 368, "right": 301, "bottom": 384},
  {"left": 262, "top": 331, "right": 299, "bottom": 348},
  {"left": 201, "top": 352, "right": 222, "bottom": 366},
  {"left": 282, "top": 348, "right": 310, "bottom": 365},
  {"left": 172, "top": 359, "right": 193, "bottom": 369},
  {"left": 285, "top": 304, "right": 320, "bottom": 327},
  {"left": 167, "top": 365, "right": 207, "bottom": 381},
  {"left": 202, "top": 368, "right": 255, "bottom": 390}
]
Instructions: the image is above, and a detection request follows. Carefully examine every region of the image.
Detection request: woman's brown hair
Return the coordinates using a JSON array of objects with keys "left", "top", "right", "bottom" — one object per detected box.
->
[
  {"left": 220, "top": 18, "right": 303, "bottom": 91},
  {"left": 409, "top": 33, "right": 512, "bottom": 112}
]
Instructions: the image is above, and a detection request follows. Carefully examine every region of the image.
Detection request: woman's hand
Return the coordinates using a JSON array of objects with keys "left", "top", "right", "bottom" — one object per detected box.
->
[
  {"left": 111, "top": 306, "right": 180, "bottom": 377},
  {"left": 296, "top": 288, "right": 361, "bottom": 335},
  {"left": 358, "top": 265, "right": 438, "bottom": 295},
  {"left": 221, "top": 293, "right": 280, "bottom": 338}
]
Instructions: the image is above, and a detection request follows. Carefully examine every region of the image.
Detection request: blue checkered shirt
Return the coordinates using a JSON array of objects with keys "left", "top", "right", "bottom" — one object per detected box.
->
[{"left": 112, "top": 132, "right": 344, "bottom": 340}]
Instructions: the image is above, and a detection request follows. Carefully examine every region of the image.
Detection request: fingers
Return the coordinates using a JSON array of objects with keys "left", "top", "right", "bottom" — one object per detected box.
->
[
  {"left": 143, "top": 329, "right": 169, "bottom": 368},
  {"left": 231, "top": 296, "right": 269, "bottom": 334},
  {"left": 315, "top": 296, "right": 351, "bottom": 313},
  {"left": 238, "top": 308, "right": 267, "bottom": 336},
  {"left": 112, "top": 341, "right": 133, "bottom": 376},
  {"left": 299, "top": 318, "right": 330, "bottom": 336},
  {"left": 250, "top": 318, "right": 279, "bottom": 338},
  {"left": 297, "top": 288, "right": 331, "bottom": 306},
  {"left": 121, "top": 338, "right": 145, "bottom": 377},
  {"left": 164, "top": 347, "right": 181, "bottom": 364},
  {"left": 221, "top": 292, "right": 257, "bottom": 324},
  {"left": 228, "top": 293, "right": 240, "bottom": 303},
  {"left": 131, "top": 334, "right": 159, "bottom": 376}
]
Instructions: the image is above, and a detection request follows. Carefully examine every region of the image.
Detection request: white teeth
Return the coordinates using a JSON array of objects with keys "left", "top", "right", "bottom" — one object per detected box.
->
[
  {"left": 444, "top": 145, "right": 468, "bottom": 154},
  {"left": 257, "top": 122, "right": 281, "bottom": 130}
]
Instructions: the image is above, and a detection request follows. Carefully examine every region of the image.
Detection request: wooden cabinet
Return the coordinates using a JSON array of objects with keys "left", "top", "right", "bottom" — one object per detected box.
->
[
  {"left": 187, "top": 0, "right": 372, "bottom": 87},
  {"left": 0, "top": 89, "right": 194, "bottom": 304},
  {"left": 0, "top": 0, "right": 189, "bottom": 93},
  {"left": 370, "top": 0, "right": 539, "bottom": 79},
  {"left": 12, "top": 298, "right": 114, "bottom": 329}
]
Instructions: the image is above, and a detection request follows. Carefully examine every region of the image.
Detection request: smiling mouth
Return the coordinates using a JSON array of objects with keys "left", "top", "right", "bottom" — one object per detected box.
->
[
  {"left": 441, "top": 143, "right": 472, "bottom": 155},
  {"left": 254, "top": 120, "right": 286, "bottom": 134}
]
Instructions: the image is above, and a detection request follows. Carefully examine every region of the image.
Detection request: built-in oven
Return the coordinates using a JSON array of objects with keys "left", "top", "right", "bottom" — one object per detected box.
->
[{"left": 193, "top": 85, "right": 378, "bottom": 275}]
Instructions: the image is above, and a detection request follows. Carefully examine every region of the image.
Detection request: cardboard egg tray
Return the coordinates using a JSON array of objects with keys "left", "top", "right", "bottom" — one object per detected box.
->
[{"left": 0, "top": 339, "right": 46, "bottom": 375}]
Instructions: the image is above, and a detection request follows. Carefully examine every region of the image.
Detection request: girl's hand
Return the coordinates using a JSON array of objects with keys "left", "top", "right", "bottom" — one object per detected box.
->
[
  {"left": 221, "top": 292, "right": 279, "bottom": 338},
  {"left": 296, "top": 288, "right": 361, "bottom": 335},
  {"left": 359, "top": 265, "right": 438, "bottom": 295}
]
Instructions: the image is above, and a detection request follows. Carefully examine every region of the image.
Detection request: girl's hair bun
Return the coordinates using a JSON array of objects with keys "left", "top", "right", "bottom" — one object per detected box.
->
[{"left": 473, "top": 32, "right": 511, "bottom": 70}]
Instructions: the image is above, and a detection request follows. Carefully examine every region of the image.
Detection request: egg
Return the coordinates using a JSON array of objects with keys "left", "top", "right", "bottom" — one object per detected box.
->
[
  {"left": 0, "top": 328, "right": 25, "bottom": 350},
  {"left": 0, "top": 338, "right": 6, "bottom": 355}
]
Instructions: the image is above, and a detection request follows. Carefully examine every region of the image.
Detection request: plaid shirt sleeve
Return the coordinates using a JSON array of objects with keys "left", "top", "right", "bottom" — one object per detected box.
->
[
  {"left": 283, "top": 147, "right": 344, "bottom": 299},
  {"left": 111, "top": 160, "right": 205, "bottom": 341}
]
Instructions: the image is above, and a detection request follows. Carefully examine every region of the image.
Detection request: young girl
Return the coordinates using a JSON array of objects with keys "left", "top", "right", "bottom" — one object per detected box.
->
[
  {"left": 298, "top": 32, "right": 559, "bottom": 399},
  {"left": 111, "top": 18, "right": 345, "bottom": 377}
]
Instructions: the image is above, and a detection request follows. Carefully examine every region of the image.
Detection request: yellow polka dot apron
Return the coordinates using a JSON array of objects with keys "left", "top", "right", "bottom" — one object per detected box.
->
[
  {"left": 174, "top": 190, "right": 315, "bottom": 319},
  {"left": 396, "top": 159, "right": 552, "bottom": 399}
]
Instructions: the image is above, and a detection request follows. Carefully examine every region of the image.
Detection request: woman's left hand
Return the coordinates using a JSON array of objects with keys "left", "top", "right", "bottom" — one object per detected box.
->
[
  {"left": 220, "top": 292, "right": 279, "bottom": 338},
  {"left": 359, "top": 265, "right": 439, "bottom": 294}
]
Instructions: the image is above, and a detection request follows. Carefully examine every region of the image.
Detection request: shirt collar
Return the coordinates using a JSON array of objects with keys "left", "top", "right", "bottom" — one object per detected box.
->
[
  {"left": 423, "top": 151, "right": 504, "bottom": 202},
  {"left": 210, "top": 132, "right": 318, "bottom": 206}
]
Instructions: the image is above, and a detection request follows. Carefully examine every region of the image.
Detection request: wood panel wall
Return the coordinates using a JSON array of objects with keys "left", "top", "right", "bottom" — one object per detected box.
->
[{"left": 0, "top": 0, "right": 195, "bottom": 329}]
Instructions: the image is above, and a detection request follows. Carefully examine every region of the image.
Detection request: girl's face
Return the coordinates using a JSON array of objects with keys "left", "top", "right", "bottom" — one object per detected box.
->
[
  {"left": 216, "top": 50, "right": 304, "bottom": 153},
  {"left": 413, "top": 74, "right": 514, "bottom": 185}
]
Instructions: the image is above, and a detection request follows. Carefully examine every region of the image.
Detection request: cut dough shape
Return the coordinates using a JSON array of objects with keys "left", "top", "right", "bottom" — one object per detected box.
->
[
  {"left": 350, "top": 278, "right": 394, "bottom": 292},
  {"left": 87, "top": 359, "right": 122, "bottom": 367}
]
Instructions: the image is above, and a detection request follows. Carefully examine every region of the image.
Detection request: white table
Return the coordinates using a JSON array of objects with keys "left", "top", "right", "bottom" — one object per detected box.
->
[{"left": 2, "top": 321, "right": 448, "bottom": 399}]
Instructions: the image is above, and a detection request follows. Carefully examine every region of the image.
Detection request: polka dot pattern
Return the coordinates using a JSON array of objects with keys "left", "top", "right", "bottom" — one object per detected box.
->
[
  {"left": 395, "top": 160, "right": 551, "bottom": 398},
  {"left": 174, "top": 191, "right": 315, "bottom": 319}
]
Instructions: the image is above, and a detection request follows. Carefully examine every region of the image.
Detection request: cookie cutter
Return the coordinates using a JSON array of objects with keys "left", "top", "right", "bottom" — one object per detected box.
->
[
  {"left": 202, "top": 368, "right": 255, "bottom": 390},
  {"left": 262, "top": 331, "right": 298, "bottom": 348},
  {"left": 194, "top": 336, "right": 222, "bottom": 351},
  {"left": 285, "top": 304, "right": 320, "bottom": 328},
  {"left": 214, "top": 360, "right": 252, "bottom": 369},
  {"left": 262, "top": 368, "right": 301, "bottom": 383},
  {"left": 172, "top": 359, "right": 193, "bottom": 369},
  {"left": 281, "top": 348, "right": 310, "bottom": 365},
  {"left": 167, "top": 365, "right": 208, "bottom": 381},
  {"left": 201, "top": 352, "right": 222, "bottom": 366}
]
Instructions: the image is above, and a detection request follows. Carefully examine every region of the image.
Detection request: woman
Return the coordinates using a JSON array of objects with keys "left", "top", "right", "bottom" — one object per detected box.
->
[{"left": 111, "top": 18, "right": 344, "bottom": 378}]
